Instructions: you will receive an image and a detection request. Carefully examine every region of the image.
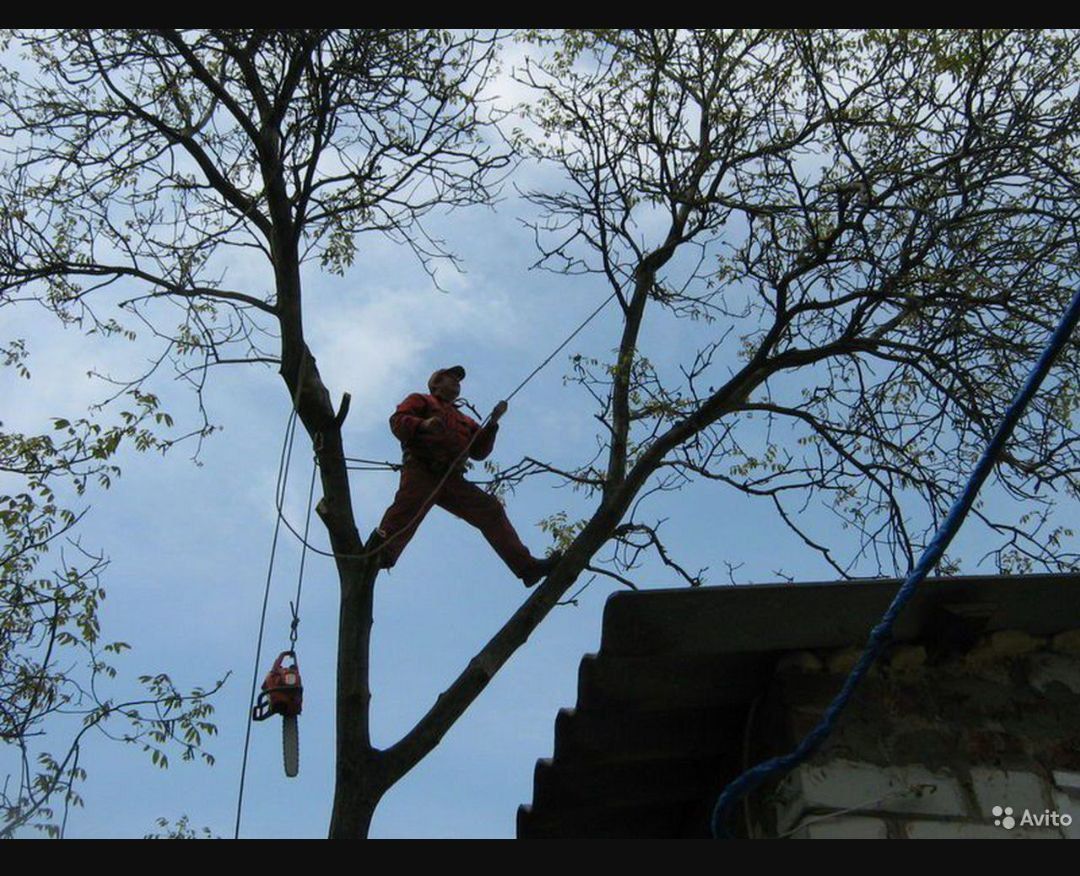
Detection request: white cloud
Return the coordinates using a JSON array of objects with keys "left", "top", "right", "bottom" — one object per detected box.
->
[{"left": 306, "top": 277, "right": 523, "bottom": 433}]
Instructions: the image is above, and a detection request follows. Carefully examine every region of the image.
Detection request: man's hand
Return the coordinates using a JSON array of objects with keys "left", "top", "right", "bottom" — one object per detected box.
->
[
  {"left": 421, "top": 416, "right": 444, "bottom": 433},
  {"left": 490, "top": 400, "right": 509, "bottom": 424}
]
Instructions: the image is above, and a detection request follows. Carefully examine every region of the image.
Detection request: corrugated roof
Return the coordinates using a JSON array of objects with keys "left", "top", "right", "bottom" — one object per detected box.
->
[{"left": 517, "top": 573, "right": 1080, "bottom": 838}]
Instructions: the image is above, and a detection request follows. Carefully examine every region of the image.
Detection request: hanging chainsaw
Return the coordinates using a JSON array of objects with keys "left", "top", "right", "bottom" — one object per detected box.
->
[{"left": 252, "top": 650, "right": 303, "bottom": 777}]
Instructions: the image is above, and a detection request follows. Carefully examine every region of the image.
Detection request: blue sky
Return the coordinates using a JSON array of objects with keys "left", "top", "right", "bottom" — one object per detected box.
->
[{"left": 2, "top": 33, "right": 1075, "bottom": 839}]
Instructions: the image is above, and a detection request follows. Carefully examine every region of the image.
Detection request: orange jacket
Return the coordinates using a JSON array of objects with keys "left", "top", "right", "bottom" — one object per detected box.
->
[{"left": 390, "top": 393, "right": 498, "bottom": 467}]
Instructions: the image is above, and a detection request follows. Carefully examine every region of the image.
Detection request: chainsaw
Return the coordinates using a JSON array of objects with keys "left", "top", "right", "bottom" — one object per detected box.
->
[{"left": 252, "top": 650, "right": 302, "bottom": 777}]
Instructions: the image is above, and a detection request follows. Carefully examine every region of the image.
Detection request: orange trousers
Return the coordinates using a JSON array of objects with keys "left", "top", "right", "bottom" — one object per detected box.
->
[{"left": 377, "top": 461, "right": 534, "bottom": 578}]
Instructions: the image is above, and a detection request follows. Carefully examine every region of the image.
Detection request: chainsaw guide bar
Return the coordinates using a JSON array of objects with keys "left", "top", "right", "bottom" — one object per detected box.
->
[{"left": 283, "top": 713, "right": 299, "bottom": 778}]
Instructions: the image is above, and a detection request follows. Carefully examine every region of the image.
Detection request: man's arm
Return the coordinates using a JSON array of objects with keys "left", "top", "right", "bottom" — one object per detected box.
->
[
  {"left": 390, "top": 394, "right": 433, "bottom": 443},
  {"left": 468, "top": 400, "right": 507, "bottom": 460}
]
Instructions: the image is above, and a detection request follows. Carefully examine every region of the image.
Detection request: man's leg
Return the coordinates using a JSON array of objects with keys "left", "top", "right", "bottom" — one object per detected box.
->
[
  {"left": 376, "top": 462, "right": 440, "bottom": 568},
  {"left": 437, "top": 477, "right": 535, "bottom": 579}
]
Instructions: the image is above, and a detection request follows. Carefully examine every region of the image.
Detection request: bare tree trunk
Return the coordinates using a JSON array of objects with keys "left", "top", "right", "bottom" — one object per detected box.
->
[
  {"left": 290, "top": 360, "right": 382, "bottom": 839},
  {"left": 328, "top": 715, "right": 384, "bottom": 838},
  {"left": 328, "top": 560, "right": 381, "bottom": 838},
  {"left": 271, "top": 210, "right": 384, "bottom": 837},
  {"left": 328, "top": 760, "right": 382, "bottom": 839},
  {"left": 329, "top": 793, "right": 379, "bottom": 839}
]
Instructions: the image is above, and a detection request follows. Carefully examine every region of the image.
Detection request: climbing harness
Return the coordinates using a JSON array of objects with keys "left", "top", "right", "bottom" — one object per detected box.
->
[
  {"left": 456, "top": 397, "right": 484, "bottom": 421},
  {"left": 711, "top": 285, "right": 1080, "bottom": 838}
]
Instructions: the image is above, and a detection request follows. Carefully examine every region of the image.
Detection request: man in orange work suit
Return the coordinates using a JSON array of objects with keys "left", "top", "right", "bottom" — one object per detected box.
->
[{"left": 371, "top": 365, "right": 561, "bottom": 587}]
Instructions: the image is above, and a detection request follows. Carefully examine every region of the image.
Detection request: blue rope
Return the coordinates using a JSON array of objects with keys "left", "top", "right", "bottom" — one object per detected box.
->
[{"left": 711, "top": 286, "right": 1080, "bottom": 838}]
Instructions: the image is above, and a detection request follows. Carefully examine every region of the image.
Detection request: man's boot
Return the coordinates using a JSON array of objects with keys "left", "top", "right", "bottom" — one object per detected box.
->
[{"left": 522, "top": 551, "right": 563, "bottom": 588}]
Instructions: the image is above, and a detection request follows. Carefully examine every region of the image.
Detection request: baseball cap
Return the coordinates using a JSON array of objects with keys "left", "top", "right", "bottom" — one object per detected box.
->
[{"left": 428, "top": 365, "right": 466, "bottom": 391}]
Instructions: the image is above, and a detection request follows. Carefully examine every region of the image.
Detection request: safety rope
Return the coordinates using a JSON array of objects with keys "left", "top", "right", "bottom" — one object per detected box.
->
[
  {"left": 711, "top": 285, "right": 1080, "bottom": 838},
  {"left": 234, "top": 350, "right": 310, "bottom": 839},
  {"left": 503, "top": 291, "right": 619, "bottom": 404},
  {"left": 289, "top": 449, "right": 319, "bottom": 649}
]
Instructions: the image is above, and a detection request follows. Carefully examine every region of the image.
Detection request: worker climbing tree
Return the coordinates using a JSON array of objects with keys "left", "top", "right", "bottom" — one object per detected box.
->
[{"left": 371, "top": 365, "right": 562, "bottom": 585}]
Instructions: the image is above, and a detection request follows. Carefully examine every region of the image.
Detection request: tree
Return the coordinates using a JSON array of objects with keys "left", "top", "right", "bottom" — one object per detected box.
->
[
  {"left": 1, "top": 28, "right": 1077, "bottom": 838},
  {"left": 501, "top": 28, "right": 1080, "bottom": 581},
  {"left": 0, "top": 28, "right": 513, "bottom": 837},
  {"left": 0, "top": 339, "right": 222, "bottom": 837}
]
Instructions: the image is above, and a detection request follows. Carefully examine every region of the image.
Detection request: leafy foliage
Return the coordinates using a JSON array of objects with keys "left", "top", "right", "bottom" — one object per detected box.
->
[
  {"left": 510, "top": 29, "right": 1080, "bottom": 581},
  {"left": 0, "top": 28, "right": 511, "bottom": 838},
  {"left": 144, "top": 813, "right": 218, "bottom": 839},
  {"left": 0, "top": 342, "right": 224, "bottom": 838}
]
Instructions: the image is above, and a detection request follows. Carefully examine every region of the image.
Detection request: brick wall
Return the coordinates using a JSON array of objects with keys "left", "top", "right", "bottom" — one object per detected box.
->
[{"left": 747, "top": 630, "right": 1080, "bottom": 839}]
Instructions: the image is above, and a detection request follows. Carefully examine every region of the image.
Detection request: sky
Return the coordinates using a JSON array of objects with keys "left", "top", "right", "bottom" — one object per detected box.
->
[{"left": 1, "top": 32, "right": 1076, "bottom": 840}]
